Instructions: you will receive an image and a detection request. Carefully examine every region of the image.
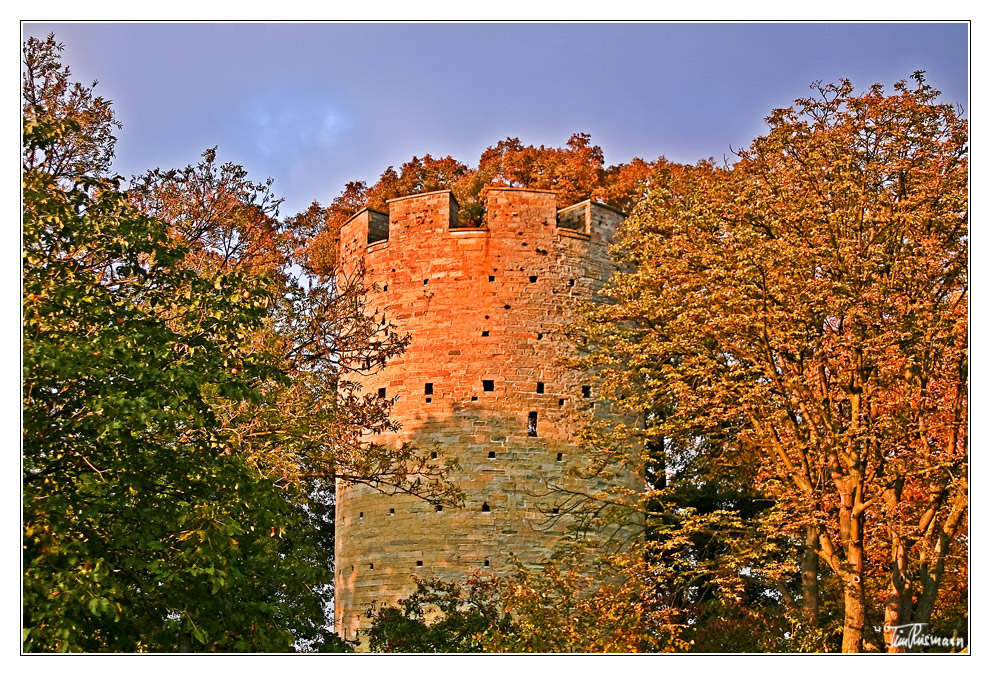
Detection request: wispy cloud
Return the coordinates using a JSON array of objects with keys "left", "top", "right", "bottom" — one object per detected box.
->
[{"left": 242, "top": 98, "right": 350, "bottom": 161}]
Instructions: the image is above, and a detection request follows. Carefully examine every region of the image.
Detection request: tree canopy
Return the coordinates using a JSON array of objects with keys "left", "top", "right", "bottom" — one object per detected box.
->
[
  {"left": 22, "top": 34, "right": 458, "bottom": 653},
  {"left": 23, "top": 115, "right": 330, "bottom": 651},
  {"left": 568, "top": 73, "right": 968, "bottom": 652}
]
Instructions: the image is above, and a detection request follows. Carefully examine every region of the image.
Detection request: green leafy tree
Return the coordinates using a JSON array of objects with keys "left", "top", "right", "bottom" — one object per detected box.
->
[
  {"left": 22, "top": 34, "right": 456, "bottom": 653},
  {"left": 22, "top": 36, "right": 344, "bottom": 651},
  {"left": 22, "top": 114, "right": 341, "bottom": 651},
  {"left": 365, "top": 576, "right": 515, "bottom": 653}
]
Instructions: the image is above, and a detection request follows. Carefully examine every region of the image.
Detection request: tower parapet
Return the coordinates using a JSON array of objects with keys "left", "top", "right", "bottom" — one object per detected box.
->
[{"left": 333, "top": 187, "right": 632, "bottom": 643}]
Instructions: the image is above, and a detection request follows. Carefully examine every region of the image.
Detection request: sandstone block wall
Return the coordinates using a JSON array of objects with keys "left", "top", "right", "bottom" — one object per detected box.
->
[{"left": 333, "top": 188, "right": 628, "bottom": 642}]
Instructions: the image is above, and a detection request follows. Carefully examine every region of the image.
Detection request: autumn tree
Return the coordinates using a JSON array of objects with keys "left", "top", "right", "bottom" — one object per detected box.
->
[
  {"left": 596, "top": 157, "right": 660, "bottom": 215},
  {"left": 574, "top": 74, "right": 968, "bottom": 652},
  {"left": 474, "top": 132, "right": 605, "bottom": 207},
  {"left": 290, "top": 180, "right": 369, "bottom": 277},
  {"left": 365, "top": 549, "right": 693, "bottom": 653},
  {"left": 363, "top": 154, "right": 470, "bottom": 209},
  {"left": 128, "top": 149, "right": 459, "bottom": 510},
  {"left": 22, "top": 34, "right": 120, "bottom": 182},
  {"left": 304, "top": 134, "right": 668, "bottom": 255},
  {"left": 129, "top": 148, "right": 286, "bottom": 278}
]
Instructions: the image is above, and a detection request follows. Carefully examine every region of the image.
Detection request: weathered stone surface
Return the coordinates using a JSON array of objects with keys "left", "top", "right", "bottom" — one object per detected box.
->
[{"left": 334, "top": 188, "right": 631, "bottom": 643}]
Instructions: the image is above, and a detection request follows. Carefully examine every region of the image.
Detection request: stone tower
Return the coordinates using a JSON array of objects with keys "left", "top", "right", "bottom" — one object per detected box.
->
[{"left": 333, "top": 187, "right": 628, "bottom": 642}]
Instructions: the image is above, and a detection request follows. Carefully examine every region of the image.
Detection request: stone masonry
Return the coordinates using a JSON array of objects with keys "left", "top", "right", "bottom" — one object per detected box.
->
[{"left": 333, "top": 187, "right": 628, "bottom": 643}]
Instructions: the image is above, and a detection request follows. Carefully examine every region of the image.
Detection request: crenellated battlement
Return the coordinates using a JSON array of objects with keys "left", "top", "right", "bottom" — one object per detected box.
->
[{"left": 338, "top": 188, "right": 625, "bottom": 272}]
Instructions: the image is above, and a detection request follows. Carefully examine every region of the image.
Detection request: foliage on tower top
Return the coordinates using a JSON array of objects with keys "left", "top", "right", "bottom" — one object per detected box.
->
[{"left": 296, "top": 133, "right": 669, "bottom": 278}]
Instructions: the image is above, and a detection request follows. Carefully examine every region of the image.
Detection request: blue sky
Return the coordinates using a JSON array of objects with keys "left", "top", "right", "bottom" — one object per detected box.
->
[{"left": 22, "top": 22, "right": 969, "bottom": 217}]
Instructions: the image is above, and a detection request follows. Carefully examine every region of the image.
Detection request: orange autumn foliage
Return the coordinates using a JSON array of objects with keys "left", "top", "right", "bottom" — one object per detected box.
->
[{"left": 574, "top": 74, "right": 967, "bottom": 652}]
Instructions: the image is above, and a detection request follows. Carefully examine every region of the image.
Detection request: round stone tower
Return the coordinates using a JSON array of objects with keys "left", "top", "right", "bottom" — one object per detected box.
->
[{"left": 333, "top": 187, "right": 628, "bottom": 642}]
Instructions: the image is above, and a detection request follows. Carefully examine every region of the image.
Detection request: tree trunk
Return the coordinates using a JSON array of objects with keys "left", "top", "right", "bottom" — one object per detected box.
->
[
  {"left": 841, "top": 574, "right": 866, "bottom": 652},
  {"left": 801, "top": 526, "right": 820, "bottom": 628},
  {"left": 914, "top": 487, "right": 967, "bottom": 626},
  {"left": 841, "top": 484, "right": 866, "bottom": 653},
  {"left": 883, "top": 536, "right": 912, "bottom": 652}
]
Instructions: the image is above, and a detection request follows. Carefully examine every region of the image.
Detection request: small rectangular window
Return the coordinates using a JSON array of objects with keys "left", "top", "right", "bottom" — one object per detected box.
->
[
  {"left": 425, "top": 383, "right": 433, "bottom": 395},
  {"left": 536, "top": 382, "right": 544, "bottom": 394},
  {"left": 482, "top": 330, "right": 490, "bottom": 337},
  {"left": 582, "top": 385, "right": 591, "bottom": 398},
  {"left": 483, "top": 380, "right": 494, "bottom": 392},
  {"left": 378, "top": 387, "right": 387, "bottom": 398},
  {"left": 529, "top": 275, "right": 538, "bottom": 283},
  {"left": 489, "top": 275, "right": 495, "bottom": 282},
  {"left": 527, "top": 412, "right": 538, "bottom": 437}
]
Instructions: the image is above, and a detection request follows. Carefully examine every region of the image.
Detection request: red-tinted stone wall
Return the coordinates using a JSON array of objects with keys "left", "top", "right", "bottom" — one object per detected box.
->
[{"left": 333, "top": 188, "right": 628, "bottom": 642}]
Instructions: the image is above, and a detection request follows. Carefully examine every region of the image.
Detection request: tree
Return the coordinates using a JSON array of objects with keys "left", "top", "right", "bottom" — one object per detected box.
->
[
  {"left": 475, "top": 133, "right": 605, "bottom": 207},
  {"left": 23, "top": 115, "right": 340, "bottom": 651},
  {"left": 128, "top": 150, "right": 460, "bottom": 508},
  {"left": 362, "top": 154, "right": 469, "bottom": 210},
  {"left": 289, "top": 181, "right": 370, "bottom": 278},
  {"left": 305, "top": 134, "right": 669, "bottom": 246},
  {"left": 22, "top": 39, "right": 339, "bottom": 650},
  {"left": 365, "top": 552, "right": 690, "bottom": 653},
  {"left": 482, "top": 550, "right": 691, "bottom": 653},
  {"left": 365, "top": 575, "right": 515, "bottom": 653},
  {"left": 128, "top": 147, "right": 286, "bottom": 279},
  {"left": 597, "top": 157, "right": 660, "bottom": 215},
  {"left": 22, "top": 34, "right": 458, "bottom": 652},
  {"left": 22, "top": 33, "right": 120, "bottom": 181},
  {"left": 573, "top": 75, "right": 968, "bottom": 652}
]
